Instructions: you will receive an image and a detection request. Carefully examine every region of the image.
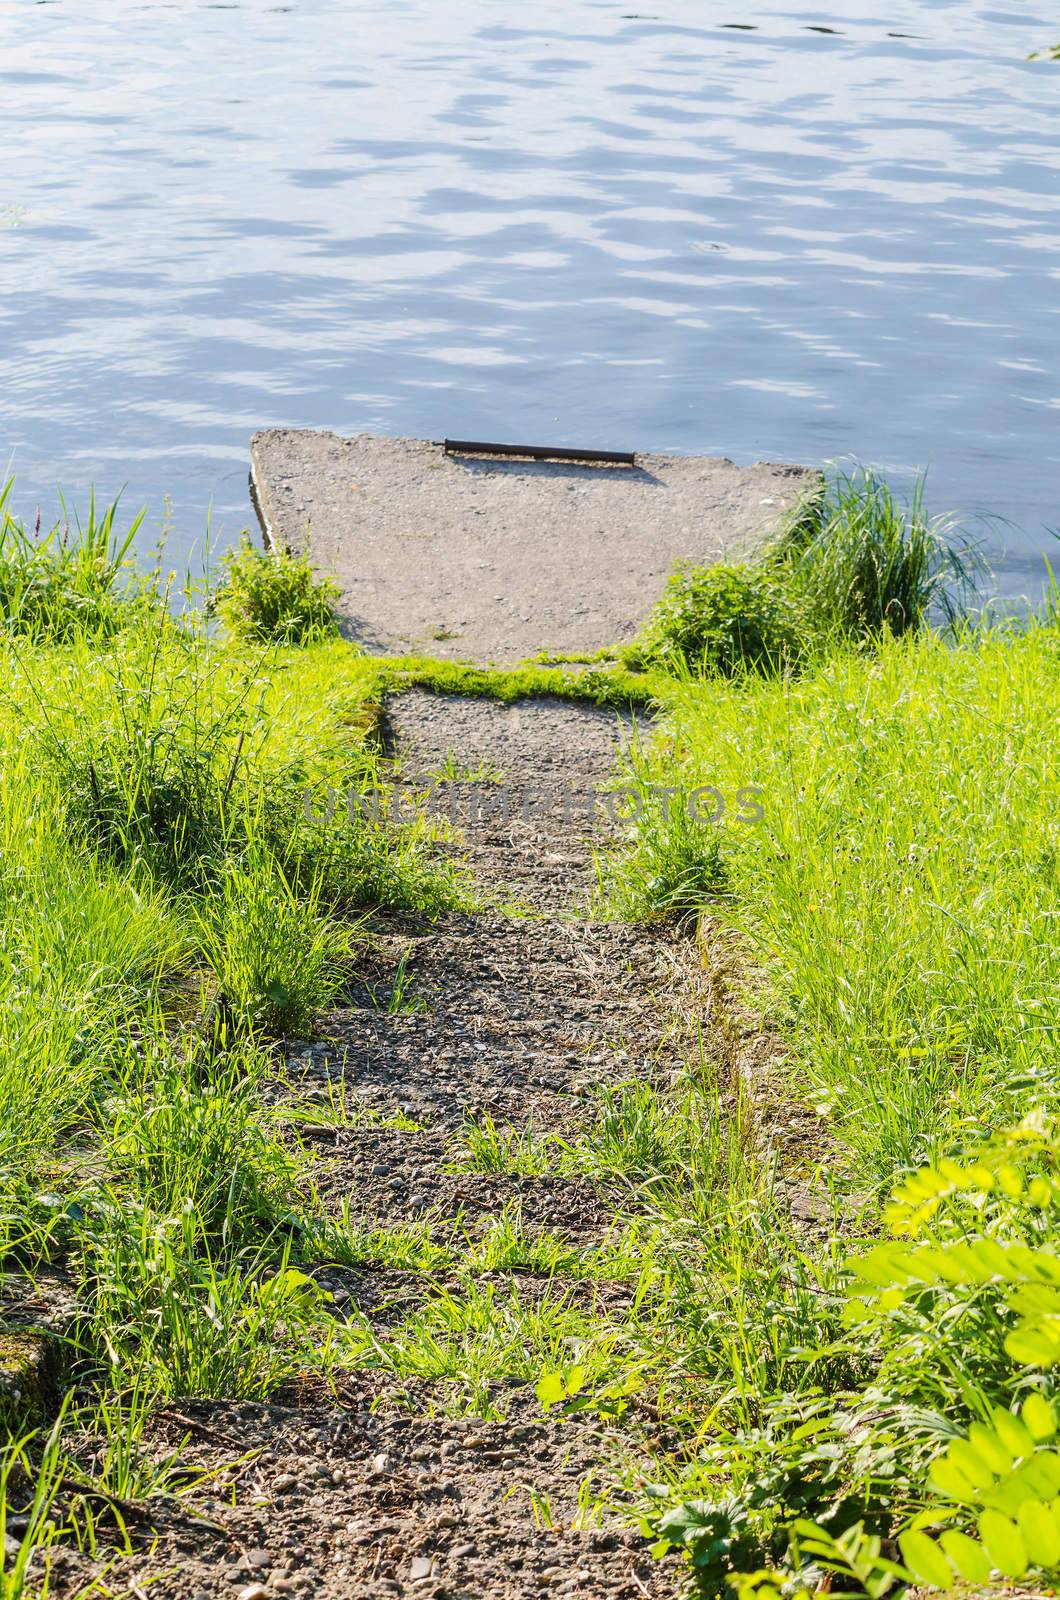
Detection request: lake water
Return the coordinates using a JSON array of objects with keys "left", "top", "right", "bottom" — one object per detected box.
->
[{"left": 1, "top": 0, "right": 1057, "bottom": 595}]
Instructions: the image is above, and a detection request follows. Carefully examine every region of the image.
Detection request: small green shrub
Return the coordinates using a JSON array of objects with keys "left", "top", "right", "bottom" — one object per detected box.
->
[
  {"left": 847, "top": 1115, "right": 1060, "bottom": 1591},
  {"left": 624, "top": 563, "right": 802, "bottom": 676},
  {"left": 845, "top": 1114, "right": 1060, "bottom": 1417},
  {"left": 211, "top": 539, "right": 339, "bottom": 645}
]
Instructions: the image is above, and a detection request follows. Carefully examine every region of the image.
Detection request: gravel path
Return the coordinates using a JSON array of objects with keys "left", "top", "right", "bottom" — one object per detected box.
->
[
  {"left": 380, "top": 689, "right": 644, "bottom": 913},
  {"left": 51, "top": 691, "right": 702, "bottom": 1600}
]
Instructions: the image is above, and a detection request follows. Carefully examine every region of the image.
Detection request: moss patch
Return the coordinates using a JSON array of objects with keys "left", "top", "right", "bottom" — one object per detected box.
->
[
  {"left": 0, "top": 1328, "right": 64, "bottom": 1436},
  {"left": 370, "top": 653, "right": 669, "bottom": 711}
]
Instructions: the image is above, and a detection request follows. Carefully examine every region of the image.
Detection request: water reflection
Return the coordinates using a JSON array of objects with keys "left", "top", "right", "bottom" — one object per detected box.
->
[{"left": 0, "top": 0, "right": 1056, "bottom": 595}]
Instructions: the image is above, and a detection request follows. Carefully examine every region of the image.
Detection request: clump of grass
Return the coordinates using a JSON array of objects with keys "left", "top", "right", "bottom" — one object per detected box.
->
[
  {"left": 210, "top": 538, "right": 339, "bottom": 645},
  {"left": 39, "top": 618, "right": 267, "bottom": 887},
  {"left": 0, "top": 766, "right": 190, "bottom": 1258},
  {"left": 354, "top": 1280, "right": 633, "bottom": 1415},
  {"left": 277, "top": 776, "right": 474, "bottom": 915},
  {"left": 1042, "top": 558, "right": 1060, "bottom": 627},
  {"left": 430, "top": 751, "right": 505, "bottom": 784},
  {"left": 772, "top": 466, "right": 982, "bottom": 644},
  {"left": 466, "top": 1209, "right": 652, "bottom": 1281},
  {"left": 622, "top": 467, "right": 982, "bottom": 681},
  {"left": 68, "top": 1381, "right": 202, "bottom": 1503},
  {"left": 78, "top": 1203, "right": 334, "bottom": 1400},
  {"left": 195, "top": 853, "right": 353, "bottom": 1039},
  {"left": 0, "top": 480, "right": 153, "bottom": 643},
  {"left": 105, "top": 1046, "right": 300, "bottom": 1246},
  {"left": 623, "top": 563, "right": 803, "bottom": 677},
  {"left": 299, "top": 1209, "right": 454, "bottom": 1274},
  {"left": 567, "top": 1074, "right": 743, "bottom": 1219},
  {"left": 596, "top": 785, "right": 726, "bottom": 921},
  {"left": 19, "top": 609, "right": 471, "bottom": 915},
  {"left": 449, "top": 1114, "right": 556, "bottom": 1176},
  {"left": 0, "top": 1415, "right": 72, "bottom": 1598}
]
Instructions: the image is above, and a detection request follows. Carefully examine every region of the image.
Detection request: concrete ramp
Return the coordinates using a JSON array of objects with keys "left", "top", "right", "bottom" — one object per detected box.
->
[{"left": 250, "top": 430, "right": 817, "bottom": 663}]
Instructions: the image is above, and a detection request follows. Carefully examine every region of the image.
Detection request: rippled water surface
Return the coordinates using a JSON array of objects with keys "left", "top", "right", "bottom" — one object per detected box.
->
[{"left": 1, "top": 1, "right": 1058, "bottom": 588}]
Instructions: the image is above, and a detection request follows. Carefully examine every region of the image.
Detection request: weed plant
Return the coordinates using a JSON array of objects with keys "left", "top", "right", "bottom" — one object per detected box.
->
[
  {"left": 623, "top": 563, "right": 804, "bottom": 676},
  {"left": 210, "top": 537, "right": 339, "bottom": 644}
]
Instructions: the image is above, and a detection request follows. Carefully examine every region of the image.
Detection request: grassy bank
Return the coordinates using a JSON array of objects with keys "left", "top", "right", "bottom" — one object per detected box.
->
[
  {"left": 603, "top": 622, "right": 1060, "bottom": 1179},
  {"left": 597, "top": 617, "right": 1060, "bottom": 1597},
  {"left": 588, "top": 481, "right": 1060, "bottom": 1595},
  {"left": 1, "top": 475, "right": 1059, "bottom": 1598}
]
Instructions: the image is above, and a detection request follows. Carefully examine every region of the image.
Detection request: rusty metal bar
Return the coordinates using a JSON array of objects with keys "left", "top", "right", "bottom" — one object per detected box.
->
[{"left": 443, "top": 438, "right": 636, "bottom": 467}]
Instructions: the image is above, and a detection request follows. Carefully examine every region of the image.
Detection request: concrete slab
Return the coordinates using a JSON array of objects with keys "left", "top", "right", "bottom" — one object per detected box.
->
[{"left": 250, "top": 430, "right": 818, "bottom": 663}]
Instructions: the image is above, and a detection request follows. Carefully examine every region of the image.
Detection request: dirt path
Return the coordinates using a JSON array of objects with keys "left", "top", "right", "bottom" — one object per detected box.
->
[{"left": 52, "top": 692, "right": 705, "bottom": 1600}]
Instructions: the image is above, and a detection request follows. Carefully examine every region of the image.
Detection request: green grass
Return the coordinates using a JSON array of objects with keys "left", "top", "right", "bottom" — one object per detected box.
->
[
  {"left": 79, "top": 1205, "right": 336, "bottom": 1400},
  {"left": 209, "top": 535, "right": 340, "bottom": 644},
  {"left": 193, "top": 851, "right": 354, "bottom": 1037},
  {"left": 347, "top": 1278, "right": 646, "bottom": 1415},
  {"left": 0, "top": 478, "right": 150, "bottom": 643},
  {"left": 593, "top": 602, "right": 1060, "bottom": 1589},
  {"left": 104, "top": 1046, "right": 299, "bottom": 1248},
  {"left": 0, "top": 497, "right": 478, "bottom": 1441},
  {"left": 1, "top": 473, "right": 1059, "bottom": 1598},
  {"left": 595, "top": 787, "right": 727, "bottom": 920},
  {"left": 450, "top": 1063, "right": 749, "bottom": 1232},
  {"left": 772, "top": 466, "right": 983, "bottom": 644},
  {"left": 449, "top": 1113, "right": 555, "bottom": 1176},
  {"left": 464, "top": 1209, "right": 654, "bottom": 1280},
  {"left": 601, "top": 622, "right": 1060, "bottom": 1183},
  {"left": 622, "top": 467, "right": 983, "bottom": 678},
  {"left": 0, "top": 1417, "right": 71, "bottom": 1600}
]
